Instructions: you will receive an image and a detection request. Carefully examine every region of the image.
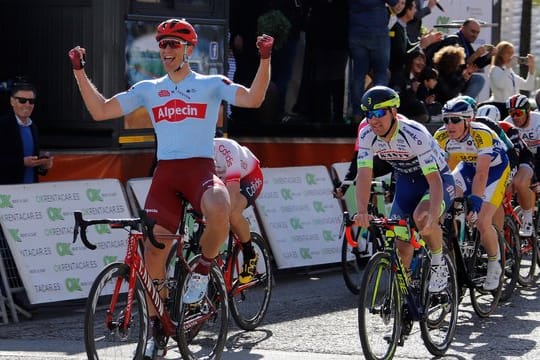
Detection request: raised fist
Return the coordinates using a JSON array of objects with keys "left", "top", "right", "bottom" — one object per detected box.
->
[
  {"left": 68, "top": 46, "right": 86, "bottom": 70},
  {"left": 256, "top": 34, "right": 274, "bottom": 60}
]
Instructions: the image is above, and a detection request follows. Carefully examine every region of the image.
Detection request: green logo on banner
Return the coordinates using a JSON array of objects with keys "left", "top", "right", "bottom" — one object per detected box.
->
[
  {"left": 86, "top": 188, "right": 103, "bottom": 202},
  {"left": 65, "top": 278, "right": 82, "bottom": 292},
  {"left": 95, "top": 224, "right": 111, "bottom": 234},
  {"left": 313, "top": 201, "right": 325, "bottom": 213},
  {"left": 290, "top": 218, "right": 303, "bottom": 230},
  {"left": 323, "top": 230, "right": 335, "bottom": 242},
  {"left": 0, "top": 194, "right": 13, "bottom": 208},
  {"left": 280, "top": 188, "right": 293, "bottom": 200},
  {"left": 8, "top": 229, "right": 21, "bottom": 242},
  {"left": 103, "top": 256, "right": 117, "bottom": 265},
  {"left": 47, "top": 207, "right": 64, "bottom": 221},
  {"left": 299, "top": 248, "right": 312, "bottom": 259},
  {"left": 56, "top": 242, "right": 73, "bottom": 256},
  {"left": 305, "top": 173, "right": 317, "bottom": 185}
]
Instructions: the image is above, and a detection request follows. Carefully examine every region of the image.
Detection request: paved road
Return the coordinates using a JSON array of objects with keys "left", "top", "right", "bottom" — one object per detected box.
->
[{"left": 2, "top": 266, "right": 540, "bottom": 359}]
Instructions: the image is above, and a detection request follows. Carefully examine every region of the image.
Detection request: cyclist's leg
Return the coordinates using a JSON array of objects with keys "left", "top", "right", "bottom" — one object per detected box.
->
[
  {"left": 478, "top": 163, "right": 511, "bottom": 290},
  {"left": 513, "top": 164, "right": 534, "bottom": 236}
]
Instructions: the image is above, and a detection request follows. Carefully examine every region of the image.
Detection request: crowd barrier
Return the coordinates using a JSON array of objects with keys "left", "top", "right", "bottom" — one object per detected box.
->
[{"left": 0, "top": 163, "right": 354, "bottom": 323}]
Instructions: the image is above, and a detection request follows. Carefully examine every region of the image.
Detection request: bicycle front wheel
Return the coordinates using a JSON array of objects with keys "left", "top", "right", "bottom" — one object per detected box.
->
[
  {"left": 358, "top": 252, "right": 400, "bottom": 360},
  {"left": 469, "top": 228, "right": 504, "bottom": 318},
  {"left": 229, "top": 232, "right": 273, "bottom": 330},
  {"left": 500, "top": 217, "right": 520, "bottom": 302},
  {"left": 176, "top": 263, "right": 228, "bottom": 360},
  {"left": 84, "top": 263, "right": 148, "bottom": 360},
  {"left": 341, "top": 227, "right": 370, "bottom": 294},
  {"left": 420, "top": 252, "right": 458, "bottom": 356}
]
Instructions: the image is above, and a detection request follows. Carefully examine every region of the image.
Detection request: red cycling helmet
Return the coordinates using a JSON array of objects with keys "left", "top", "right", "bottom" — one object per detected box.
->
[{"left": 155, "top": 18, "right": 198, "bottom": 46}]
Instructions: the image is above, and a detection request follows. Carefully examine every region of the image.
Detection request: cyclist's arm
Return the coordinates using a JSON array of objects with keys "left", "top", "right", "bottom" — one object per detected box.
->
[
  {"left": 233, "top": 58, "right": 270, "bottom": 108},
  {"left": 355, "top": 167, "right": 373, "bottom": 215},
  {"left": 471, "top": 154, "right": 491, "bottom": 197},
  {"left": 73, "top": 69, "right": 123, "bottom": 121}
]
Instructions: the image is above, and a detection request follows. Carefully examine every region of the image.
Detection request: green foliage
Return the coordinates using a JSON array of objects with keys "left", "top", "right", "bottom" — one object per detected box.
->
[{"left": 257, "top": 9, "right": 291, "bottom": 50}]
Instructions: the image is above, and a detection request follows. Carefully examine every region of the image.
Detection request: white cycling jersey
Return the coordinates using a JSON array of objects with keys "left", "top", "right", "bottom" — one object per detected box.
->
[
  {"left": 214, "top": 138, "right": 260, "bottom": 183},
  {"left": 504, "top": 111, "right": 540, "bottom": 155}
]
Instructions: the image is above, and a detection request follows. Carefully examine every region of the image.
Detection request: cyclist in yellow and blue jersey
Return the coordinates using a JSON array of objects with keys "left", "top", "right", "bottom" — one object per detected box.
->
[
  {"left": 434, "top": 95, "right": 510, "bottom": 291},
  {"left": 354, "top": 86, "right": 456, "bottom": 294}
]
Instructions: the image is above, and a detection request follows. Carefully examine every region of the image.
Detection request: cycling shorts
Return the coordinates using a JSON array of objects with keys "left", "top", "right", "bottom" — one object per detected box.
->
[
  {"left": 240, "top": 165, "right": 264, "bottom": 207},
  {"left": 390, "top": 172, "right": 455, "bottom": 221},
  {"left": 452, "top": 160, "right": 510, "bottom": 208},
  {"left": 144, "top": 158, "right": 225, "bottom": 233}
]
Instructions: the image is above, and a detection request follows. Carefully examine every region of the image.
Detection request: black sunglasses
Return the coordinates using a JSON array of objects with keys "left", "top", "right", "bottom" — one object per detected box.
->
[
  {"left": 13, "top": 96, "right": 36, "bottom": 105},
  {"left": 443, "top": 116, "right": 466, "bottom": 124}
]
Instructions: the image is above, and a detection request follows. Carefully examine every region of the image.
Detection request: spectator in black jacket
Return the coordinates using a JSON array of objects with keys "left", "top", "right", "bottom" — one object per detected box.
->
[
  {"left": 426, "top": 18, "right": 495, "bottom": 99},
  {"left": 0, "top": 82, "right": 52, "bottom": 184}
]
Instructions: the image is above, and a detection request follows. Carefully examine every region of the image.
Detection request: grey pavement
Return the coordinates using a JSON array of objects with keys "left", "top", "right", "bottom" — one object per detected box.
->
[{"left": 2, "top": 266, "right": 540, "bottom": 359}]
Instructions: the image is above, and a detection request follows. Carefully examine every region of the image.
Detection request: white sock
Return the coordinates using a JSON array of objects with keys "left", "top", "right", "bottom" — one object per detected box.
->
[
  {"left": 431, "top": 251, "right": 443, "bottom": 266},
  {"left": 522, "top": 209, "right": 533, "bottom": 223}
]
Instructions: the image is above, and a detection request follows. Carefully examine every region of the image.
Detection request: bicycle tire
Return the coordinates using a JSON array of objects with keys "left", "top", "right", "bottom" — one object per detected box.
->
[
  {"left": 420, "top": 252, "right": 459, "bottom": 356},
  {"left": 84, "top": 263, "right": 148, "bottom": 360},
  {"left": 469, "top": 227, "right": 504, "bottom": 318},
  {"left": 175, "top": 263, "right": 228, "bottom": 360},
  {"left": 510, "top": 205, "right": 539, "bottom": 286},
  {"left": 358, "top": 252, "right": 400, "bottom": 360},
  {"left": 229, "top": 232, "right": 273, "bottom": 330},
  {"left": 341, "top": 227, "right": 366, "bottom": 294},
  {"left": 499, "top": 216, "right": 520, "bottom": 301}
]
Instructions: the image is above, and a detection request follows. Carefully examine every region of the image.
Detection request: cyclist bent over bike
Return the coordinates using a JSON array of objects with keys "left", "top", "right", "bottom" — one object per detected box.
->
[
  {"left": 68, "top": 18, "right": 273, "bottom": 358},
  {"left": 434, "top": 96, "right": 510, "bottom": 291},
  {"left": 353, "top": 86, "right": 456, "bottom": 293},
  {"left": 214, "top": 137, "right": 263, "bottom": 284}
]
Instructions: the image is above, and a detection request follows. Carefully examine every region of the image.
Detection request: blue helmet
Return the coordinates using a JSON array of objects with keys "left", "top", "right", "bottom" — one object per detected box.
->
[{"left": 442, "top": 96, "right": 476, "bottom": 119}]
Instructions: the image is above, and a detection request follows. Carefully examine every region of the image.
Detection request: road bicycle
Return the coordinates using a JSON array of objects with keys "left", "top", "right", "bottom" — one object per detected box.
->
[
  {"left": 513, "top": 184, "right": 540, "bottom": 272},
  {"left": 342, "top": 212, "right": 459, "bottom": 359},
  {"left": 73, "top": 208, "right": 228, "bottom": 360},
  {"left": 502, "top": 191, "right": 536, "bottom": 288},
  {"left": 444, "top": 197, "right": 506, "bottom": 317},
  {"left": 166, "top": 201, "right": 273, "bottom": 331},
  {"left": 341, "top": 180, "right": 392, "bottom": 294}
]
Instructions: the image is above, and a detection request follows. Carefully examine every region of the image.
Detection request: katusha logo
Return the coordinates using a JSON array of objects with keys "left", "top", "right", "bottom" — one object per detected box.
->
[
  {"left": 152, "top": 99, "right": 207, "bottom": 123},
  {"left": 86, "top": 189, "right": 103, "bottom": 202}
]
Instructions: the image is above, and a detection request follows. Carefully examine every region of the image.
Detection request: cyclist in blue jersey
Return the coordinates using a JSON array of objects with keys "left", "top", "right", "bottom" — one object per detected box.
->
[
  {"left": 68, "top": 18, "right": 273, "bottom": 358},
  {"left": 353, "top": 86, "right": 456, "bottom": 294}
]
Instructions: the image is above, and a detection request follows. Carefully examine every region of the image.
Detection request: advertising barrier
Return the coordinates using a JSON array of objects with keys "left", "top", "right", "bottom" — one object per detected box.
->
[
  {"left": 255, "top": 166, "right": 343, "bottom": 269},
  {"left": 0, "top": 179, "right": 131, "bottom": 304}
]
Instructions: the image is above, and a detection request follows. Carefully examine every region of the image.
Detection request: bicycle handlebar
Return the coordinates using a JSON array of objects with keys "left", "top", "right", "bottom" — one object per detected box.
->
[{"left": 72, "top": 210, "right": 163, "bottom": 250}]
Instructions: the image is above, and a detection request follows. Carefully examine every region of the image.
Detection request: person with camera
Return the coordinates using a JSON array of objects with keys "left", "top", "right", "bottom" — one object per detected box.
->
[
  {"left": 0, "top": 81, "right": 53, "bottom": 184},
  {"left": 487, "top": 40, "right": 535, "bottom": 118}
]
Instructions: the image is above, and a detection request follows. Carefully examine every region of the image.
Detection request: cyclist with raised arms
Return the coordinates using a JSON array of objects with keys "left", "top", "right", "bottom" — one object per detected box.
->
[
  {"left": 68, "top": 18, "right": 273, "bottom": 358},
  {"left": 434, "top": 96, "right": 510, "bottom": 290},
  {"left": 214, "top": 137, "right": 263, "bottom": 284},
  {"left": 477, "top": 103, "right": 535, "bottom": 236},
  {"left": 353, "top": 86, "right": 456, "bottom": 294},
  {"left": 502, "top": 94, "right": 540, "bottom": 236}
]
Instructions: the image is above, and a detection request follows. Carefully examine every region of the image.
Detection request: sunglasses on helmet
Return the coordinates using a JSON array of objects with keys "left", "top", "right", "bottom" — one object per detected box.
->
[
  {"left": 509, "top": 108, "right": 527, "bottom": 117},
  {"left": 365, "top": 109, "right": 388, "bottom": 119},
  {"left": 442, "top": 116, "right": 466, "bottom": 124},
  {"left": 158, "top": 39, "right": 186, "bottom": 49},
  {"left": 13, "top": 96, "right": 36, "bottom": 105}
]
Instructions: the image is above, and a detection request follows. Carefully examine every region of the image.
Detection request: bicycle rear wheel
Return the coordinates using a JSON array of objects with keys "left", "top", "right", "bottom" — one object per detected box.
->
[
  {"left": 469, "top": 228, "right": 504, "bottom": 318},
  {"left": 358, "top": 252, "right": 400, "bottom": 360},
  {"left": 175, "top": 263, "right": 228, "bottom": 360},
  {"left": 84, "top": 263, "right": 148, "bottom": 360},
  {"left": 229, "top": 232, "right": 273, "bottom": 330},
  {"left": 341, "top": 227, "right": 371, "bottom": 294},
  {"left": 500, "top": 217, "right": 520, "bottom": 301},
  {"left": 518, "top": 234, "right": 538, "bottom": 286},
  {"left": 420, "top": 252, "right": 458, "bottom": 356}
]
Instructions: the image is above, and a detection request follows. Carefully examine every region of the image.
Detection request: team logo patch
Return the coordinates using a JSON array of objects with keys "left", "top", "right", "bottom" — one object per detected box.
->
[
  {"left": 152, "top": 99, "right": 207, "bottom": 122},
  {"left": 158, "top": 90, "right": 171, "bottom": 97}
]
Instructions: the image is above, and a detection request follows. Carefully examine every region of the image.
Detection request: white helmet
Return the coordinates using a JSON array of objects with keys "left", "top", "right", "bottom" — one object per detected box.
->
[{"left": 477, "top": 104, "right": 501, "bottom": 122}]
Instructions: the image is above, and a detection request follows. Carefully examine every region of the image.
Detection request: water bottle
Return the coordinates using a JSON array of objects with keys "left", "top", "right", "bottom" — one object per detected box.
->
[{"left": 454, "top": 202, "right": 466, "bottom": 243}]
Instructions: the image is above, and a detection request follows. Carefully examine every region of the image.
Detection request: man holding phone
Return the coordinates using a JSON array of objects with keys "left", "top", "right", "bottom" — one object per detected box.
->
[{"left": 0, "top": 81, "right": 53, "bottom": 184}]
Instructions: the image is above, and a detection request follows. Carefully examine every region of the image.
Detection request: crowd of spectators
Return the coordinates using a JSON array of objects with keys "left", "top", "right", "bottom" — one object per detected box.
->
[{"left": 228, "top": 0, "right": 537, "bottom": 127}]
